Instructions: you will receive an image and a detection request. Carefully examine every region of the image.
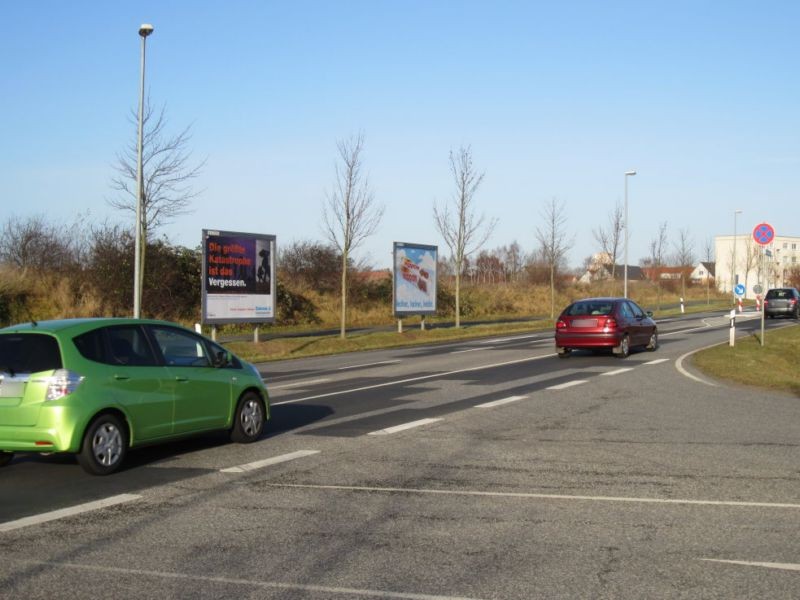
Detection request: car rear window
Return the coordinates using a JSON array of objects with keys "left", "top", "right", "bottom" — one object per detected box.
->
[
  {"left": 0, "top": 333, "right": 62, "bottom": 374},
  {"left": 766, "top": 289, "right": 792, "bottom": 299},
  {"left": 565, "top": 301, "right": 614, "bottom": 316}
]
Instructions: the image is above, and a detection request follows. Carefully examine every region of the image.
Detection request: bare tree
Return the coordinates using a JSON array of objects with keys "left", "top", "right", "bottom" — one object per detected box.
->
[
  {"left": 434, "top": 146, "right": 496, "bottom": 327},
  {"left": 648, "top": 222, "right": 669, "bottom": 311},
  {"left": 672, "top": 227, "right": 695, "bottom": 299},
  {"left": 592, "top": 201, "right": 624, "bottom": 283},
  {"left": 323, "top": 133, "right": 383, "bottom": 338},
  {"left": 109, "top": 97, "right": 205, "bottom": 311},
  {"left": 535, "top": 198, "right": 573, "bottom": 319}
]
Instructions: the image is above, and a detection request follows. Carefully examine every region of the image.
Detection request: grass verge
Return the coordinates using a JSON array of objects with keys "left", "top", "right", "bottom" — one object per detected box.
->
[
  {"left": 229, "top": 320, "right": 553, "bottom": 363},
  {"left": 691, "top": 323, "right": 800, "bottom": 397}
]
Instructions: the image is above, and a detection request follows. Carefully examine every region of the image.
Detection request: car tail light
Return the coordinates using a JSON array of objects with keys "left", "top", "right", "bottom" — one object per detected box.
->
[
  {"left": 46, "top": 369, "right": 84, "bottom": 401},
  {"left": 556, "top": 320, "right": 567, "bottom": 330},
  {"left": 604, "top": 317, "right": 618, "bottom": 330},
  {"left": 790, "top": 299, "right": 797, "bottom": 307}
]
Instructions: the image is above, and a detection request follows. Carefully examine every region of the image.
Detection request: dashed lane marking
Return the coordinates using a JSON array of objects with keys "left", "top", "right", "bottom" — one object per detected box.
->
[
  {"left": 643, "top": 358, "right": 669, "bottom": 365},
  {"left": 220, "top": 450, "right": 320, "bottom": 473},
  {"left": 478, "top": 334, "right": 541, "bottom": 344},
  {"left": 0, "top": 494, "right": 141, "bottom": 533},
  {"left": 338, "top": 360, "right": 401, "bottom": 370},
  {"left": 270, "top": 378, "right": 332, "bottom": 389},
  {"left": 600, "top": 368, "right": 634, "bottom": 377},
  {"left": 475, "top": 395, "right": 528, "bottom": 408},
  {"left": 701, "top": 559, "right": 800, "bottom": 572},
  {"left": 367, "top": 418, "right": 442, "bottom": 436},
  {"left": 546, "top": 380, "right": 588, "bottom": 390},
  {"left": 451, "top": 347, "right": 492, "bottom": 354}
]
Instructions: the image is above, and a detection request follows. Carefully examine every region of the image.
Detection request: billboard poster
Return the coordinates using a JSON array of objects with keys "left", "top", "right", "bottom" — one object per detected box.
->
[
  {"left": 393, "top": 242, "right": 437, "bottom": 316},
  {"left": 202, "top": 229, "right": 276, "bottom": 324}
]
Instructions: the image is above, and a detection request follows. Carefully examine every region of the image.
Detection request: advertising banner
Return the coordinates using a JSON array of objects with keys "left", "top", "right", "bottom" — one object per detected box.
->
[
  {"left": 393, "top": 242, "right": 437, "bottom": 316},
  {"left": 202, "top": 229, "right": 276, "bottom": 324}
]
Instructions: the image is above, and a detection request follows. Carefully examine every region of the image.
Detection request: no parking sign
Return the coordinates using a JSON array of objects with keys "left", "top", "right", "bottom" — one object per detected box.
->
[{"left": 752, "top": 222, "right": 775, "bottom": 246}]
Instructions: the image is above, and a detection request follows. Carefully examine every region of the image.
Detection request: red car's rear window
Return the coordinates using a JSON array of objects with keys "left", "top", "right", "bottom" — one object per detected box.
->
[{"left": 564, "top": 301, "right": 614, "bottom": 316}]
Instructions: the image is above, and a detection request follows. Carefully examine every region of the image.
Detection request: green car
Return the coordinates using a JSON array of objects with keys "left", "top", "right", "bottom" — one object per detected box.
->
[{"left": 0, "top": 318, "right": 270, "bottom": 475}]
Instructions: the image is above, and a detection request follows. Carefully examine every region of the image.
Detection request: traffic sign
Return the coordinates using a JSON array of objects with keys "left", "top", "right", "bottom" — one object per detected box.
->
[
  {"left": 734, "top": 284, "right": 745, "bottom": 296},
  {"left": 752, "top": 222, "right": 775, "bottom": 246},
  {"left": 753, "top": 284, "right": 763, "bottom": 294}
]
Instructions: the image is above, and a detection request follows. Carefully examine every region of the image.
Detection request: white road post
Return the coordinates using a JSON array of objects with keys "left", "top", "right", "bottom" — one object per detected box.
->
[{"left": 729, "top": 309, "right": 736, "bottom": 347}]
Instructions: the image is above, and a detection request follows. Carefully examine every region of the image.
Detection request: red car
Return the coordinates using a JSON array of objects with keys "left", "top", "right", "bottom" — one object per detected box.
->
[{"left": 555, "top": 297, "right": 657, "bottom": 358}]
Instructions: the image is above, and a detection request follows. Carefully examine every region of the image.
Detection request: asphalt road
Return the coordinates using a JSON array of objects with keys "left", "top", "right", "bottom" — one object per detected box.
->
[{"left": 1, "top": 310, "right": 799, "bottom": 599}]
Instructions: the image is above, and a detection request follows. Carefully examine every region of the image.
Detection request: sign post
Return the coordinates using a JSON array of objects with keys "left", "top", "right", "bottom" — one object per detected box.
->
[{"left": 752, "top": 223, "right": 775, "bottom": 347}]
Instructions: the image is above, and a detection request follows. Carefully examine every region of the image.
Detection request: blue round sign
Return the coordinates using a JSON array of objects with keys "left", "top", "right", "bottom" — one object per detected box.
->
[
  {"left": 734, "top": 284, "right": 745, "bottom": 296},
  {"left": 752, "top": 222, "right": 775, "bottom": 246}
]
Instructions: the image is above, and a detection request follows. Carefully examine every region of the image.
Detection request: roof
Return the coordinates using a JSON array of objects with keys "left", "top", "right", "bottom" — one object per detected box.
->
[{"left": 0, "top": 318, "right": 183, "bottom": 335}]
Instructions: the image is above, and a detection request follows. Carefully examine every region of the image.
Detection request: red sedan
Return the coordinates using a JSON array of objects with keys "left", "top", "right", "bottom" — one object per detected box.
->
[{"left": 555, "top": 297, "right": 658, "bottom": 358}]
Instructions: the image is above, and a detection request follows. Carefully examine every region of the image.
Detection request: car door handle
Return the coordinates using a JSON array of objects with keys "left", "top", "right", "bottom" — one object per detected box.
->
[
  {"left": 113, "top": 374, "right": 130, "bottom": 381},
  {"left": 175, "top": 376, "right": 189, "bottom": 382}
]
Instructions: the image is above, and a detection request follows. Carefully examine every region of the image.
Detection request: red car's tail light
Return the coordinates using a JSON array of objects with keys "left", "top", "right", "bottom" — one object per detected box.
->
[
  {"left": 604, "top": 317, "right": 618, "bottom": 330},
  {"left": 556, "top": 320, "right": 567, "bottom": 330}
]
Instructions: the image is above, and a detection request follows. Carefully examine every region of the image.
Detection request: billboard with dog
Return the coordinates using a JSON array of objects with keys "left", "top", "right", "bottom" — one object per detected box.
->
[
  {"left": 202, "top": 229, "right": 276, "bottom": 324},
  {"left": 393, "top": 242, "right": 437, "bottom": 316}
]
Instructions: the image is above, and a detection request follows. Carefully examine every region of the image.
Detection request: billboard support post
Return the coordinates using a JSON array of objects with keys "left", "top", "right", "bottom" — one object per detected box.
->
[
  {"left": 420, "top": 316, "right": 426, "bottom": 331},
  {"left": 397, "top": 318, "right": 403, "bottom": 333}
]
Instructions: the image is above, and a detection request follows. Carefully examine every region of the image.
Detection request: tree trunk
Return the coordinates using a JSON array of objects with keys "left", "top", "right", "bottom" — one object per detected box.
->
[
  {"left": 340, "top": 251, "right": 347, "bottom": 339},
  {"left": 455, "top": 270, "right": 461, "bottom": 328},
  {"left": 550, "top": 264, "right": 555, "bottom": 320}
]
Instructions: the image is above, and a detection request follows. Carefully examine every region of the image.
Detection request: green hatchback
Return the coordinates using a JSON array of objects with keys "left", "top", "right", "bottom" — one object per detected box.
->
[{"left": 0, "top": 318, "right": 270, "bottom": 475}]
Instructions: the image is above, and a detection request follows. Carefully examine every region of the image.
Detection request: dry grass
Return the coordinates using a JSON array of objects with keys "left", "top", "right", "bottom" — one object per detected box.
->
[{"left": 692, "top": 324, "right": 800, "bottom": 396}]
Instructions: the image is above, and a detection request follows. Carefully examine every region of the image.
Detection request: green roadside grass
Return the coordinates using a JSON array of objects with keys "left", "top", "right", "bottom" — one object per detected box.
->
[
  {"left": 228, "top": 301, "right": 737, "bottom": 363},
  {"left": 228, "top": 320, "right": 553, "bottom": 363},
  {"left": 692, "top": 323, "right": 800, "bottom": 397}
]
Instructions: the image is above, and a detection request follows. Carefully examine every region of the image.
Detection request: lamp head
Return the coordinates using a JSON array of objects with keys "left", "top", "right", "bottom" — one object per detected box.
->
[
  {"left": 625, "top": 170, "right": 637, "bottom": 176},
  {"left": 139, "top": 24, "right": 154, "bottom": 37}
]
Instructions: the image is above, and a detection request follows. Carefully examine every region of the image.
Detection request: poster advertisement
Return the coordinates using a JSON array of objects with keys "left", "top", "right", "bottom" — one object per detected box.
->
[
  {"left": 202, "top": 229, "right": 276, "bottom": 324},
  {"left": 393, "top": 242, "right": 437, "bottom": 316}
]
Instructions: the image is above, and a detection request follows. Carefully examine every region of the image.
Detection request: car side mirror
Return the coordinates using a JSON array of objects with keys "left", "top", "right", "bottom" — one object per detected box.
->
[
  {"left": 646, "top": 311, "right": 653, "bottom": 318},
  {"left": 213, "top": 350, "right": 231, "bottom": 368}
]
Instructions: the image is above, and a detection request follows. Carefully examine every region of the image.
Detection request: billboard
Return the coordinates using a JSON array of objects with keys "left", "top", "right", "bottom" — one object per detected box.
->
[
  {"left": 393, "top": 242, "right": 437, "bottom": 316},
  {"left": 202, "top": 229, "right": 276, "bottom": 324}
]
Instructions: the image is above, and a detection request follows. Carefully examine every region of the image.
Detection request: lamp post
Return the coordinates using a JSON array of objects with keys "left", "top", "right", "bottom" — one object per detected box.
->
[
  {"left": 732, "top": 209, "right": 742, "bottom": 304},
  {"left": 623, "top": 170, "right": 636, "bottom": 298},
  {"left": 134, "top": 23, "right": 154, "bottom": 319}
]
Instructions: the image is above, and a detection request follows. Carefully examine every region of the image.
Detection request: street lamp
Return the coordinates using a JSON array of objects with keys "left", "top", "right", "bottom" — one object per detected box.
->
[
  {"left": 623, "top": 170, "right": 636, "bottom": 298},
  {"left": 133, "top": 23, "right": 153, "bottom": 319},
  {"left": 732, "top": 209, "right": 742, "bottom": 303}
]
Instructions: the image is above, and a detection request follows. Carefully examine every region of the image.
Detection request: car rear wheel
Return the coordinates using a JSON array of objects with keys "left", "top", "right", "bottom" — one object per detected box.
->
[
  {"left": 77, "top": 414, "right": 128, "bottom": 476},
  {"left": 0, "top": 451, "right": 13, "bottom": 467},
  {"left": 646, "top": 331, "right": 658, "bottom": 351},
  {"left": 614, "top": 335, "right": 630, "bottom": 358},
  {"left": 230, "top": 392, "right": 265, "bottom": 443}
]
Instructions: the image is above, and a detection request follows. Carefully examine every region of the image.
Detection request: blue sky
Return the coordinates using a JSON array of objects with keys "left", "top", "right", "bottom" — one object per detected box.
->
[{"left": 3, "top": 1, "right": 798, "bottom": 270}]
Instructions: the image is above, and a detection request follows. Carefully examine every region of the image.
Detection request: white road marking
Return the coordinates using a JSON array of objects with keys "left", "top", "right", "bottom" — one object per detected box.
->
[
  {"left": 675, "top": 346, "right": 719, "bottom": 387},
  {"left": 478, "top": 334, "right": 540, "bottom": 344},
  {"left": 0, "top": 494, "right": 141, "bottom": 533},
  {"left": 271, "top": 378, "right": 332, "bottom": 389},
  {"left": 600, "top": 368, "right": 634, "bottom": 376},
  {"left": 475, "top": 395, "right": 528, "bottom": 408},
  {"left": 272, "top": 353, "right": 555, "bottom": 406},
  {"left": 13, "top": 560, "right": 485, "bottom": 600},
  {"left": 367, "top": 418, "right": 442, "bottom": 436},
  {"left": 643, "top": 358, "right": 669, "bottom": 365},
  {"left": 220, "top": 450, "right": 320, "bottom": 473},
  {"left": 451, "top": 347, "right": 492, "bottom": 354},
  {"left": 546, "top": 380, "right": 588, "bottom": 390},
  {"left": 701, "top": 559, "right": 800, "bottom": 572},
  {"left": 264, "top": 483, "right": 800, "bottom": 509},
  {"left": 338, "top": 360, "right": 401, "bottom": 370}
]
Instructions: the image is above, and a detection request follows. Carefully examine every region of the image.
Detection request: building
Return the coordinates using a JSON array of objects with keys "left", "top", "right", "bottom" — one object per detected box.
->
[
  {"left": 715, "top": 233, "right": 800, "bottom": 299},
  {"left": 689, "top": 261, "right": 715, "bottom": 284}
]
